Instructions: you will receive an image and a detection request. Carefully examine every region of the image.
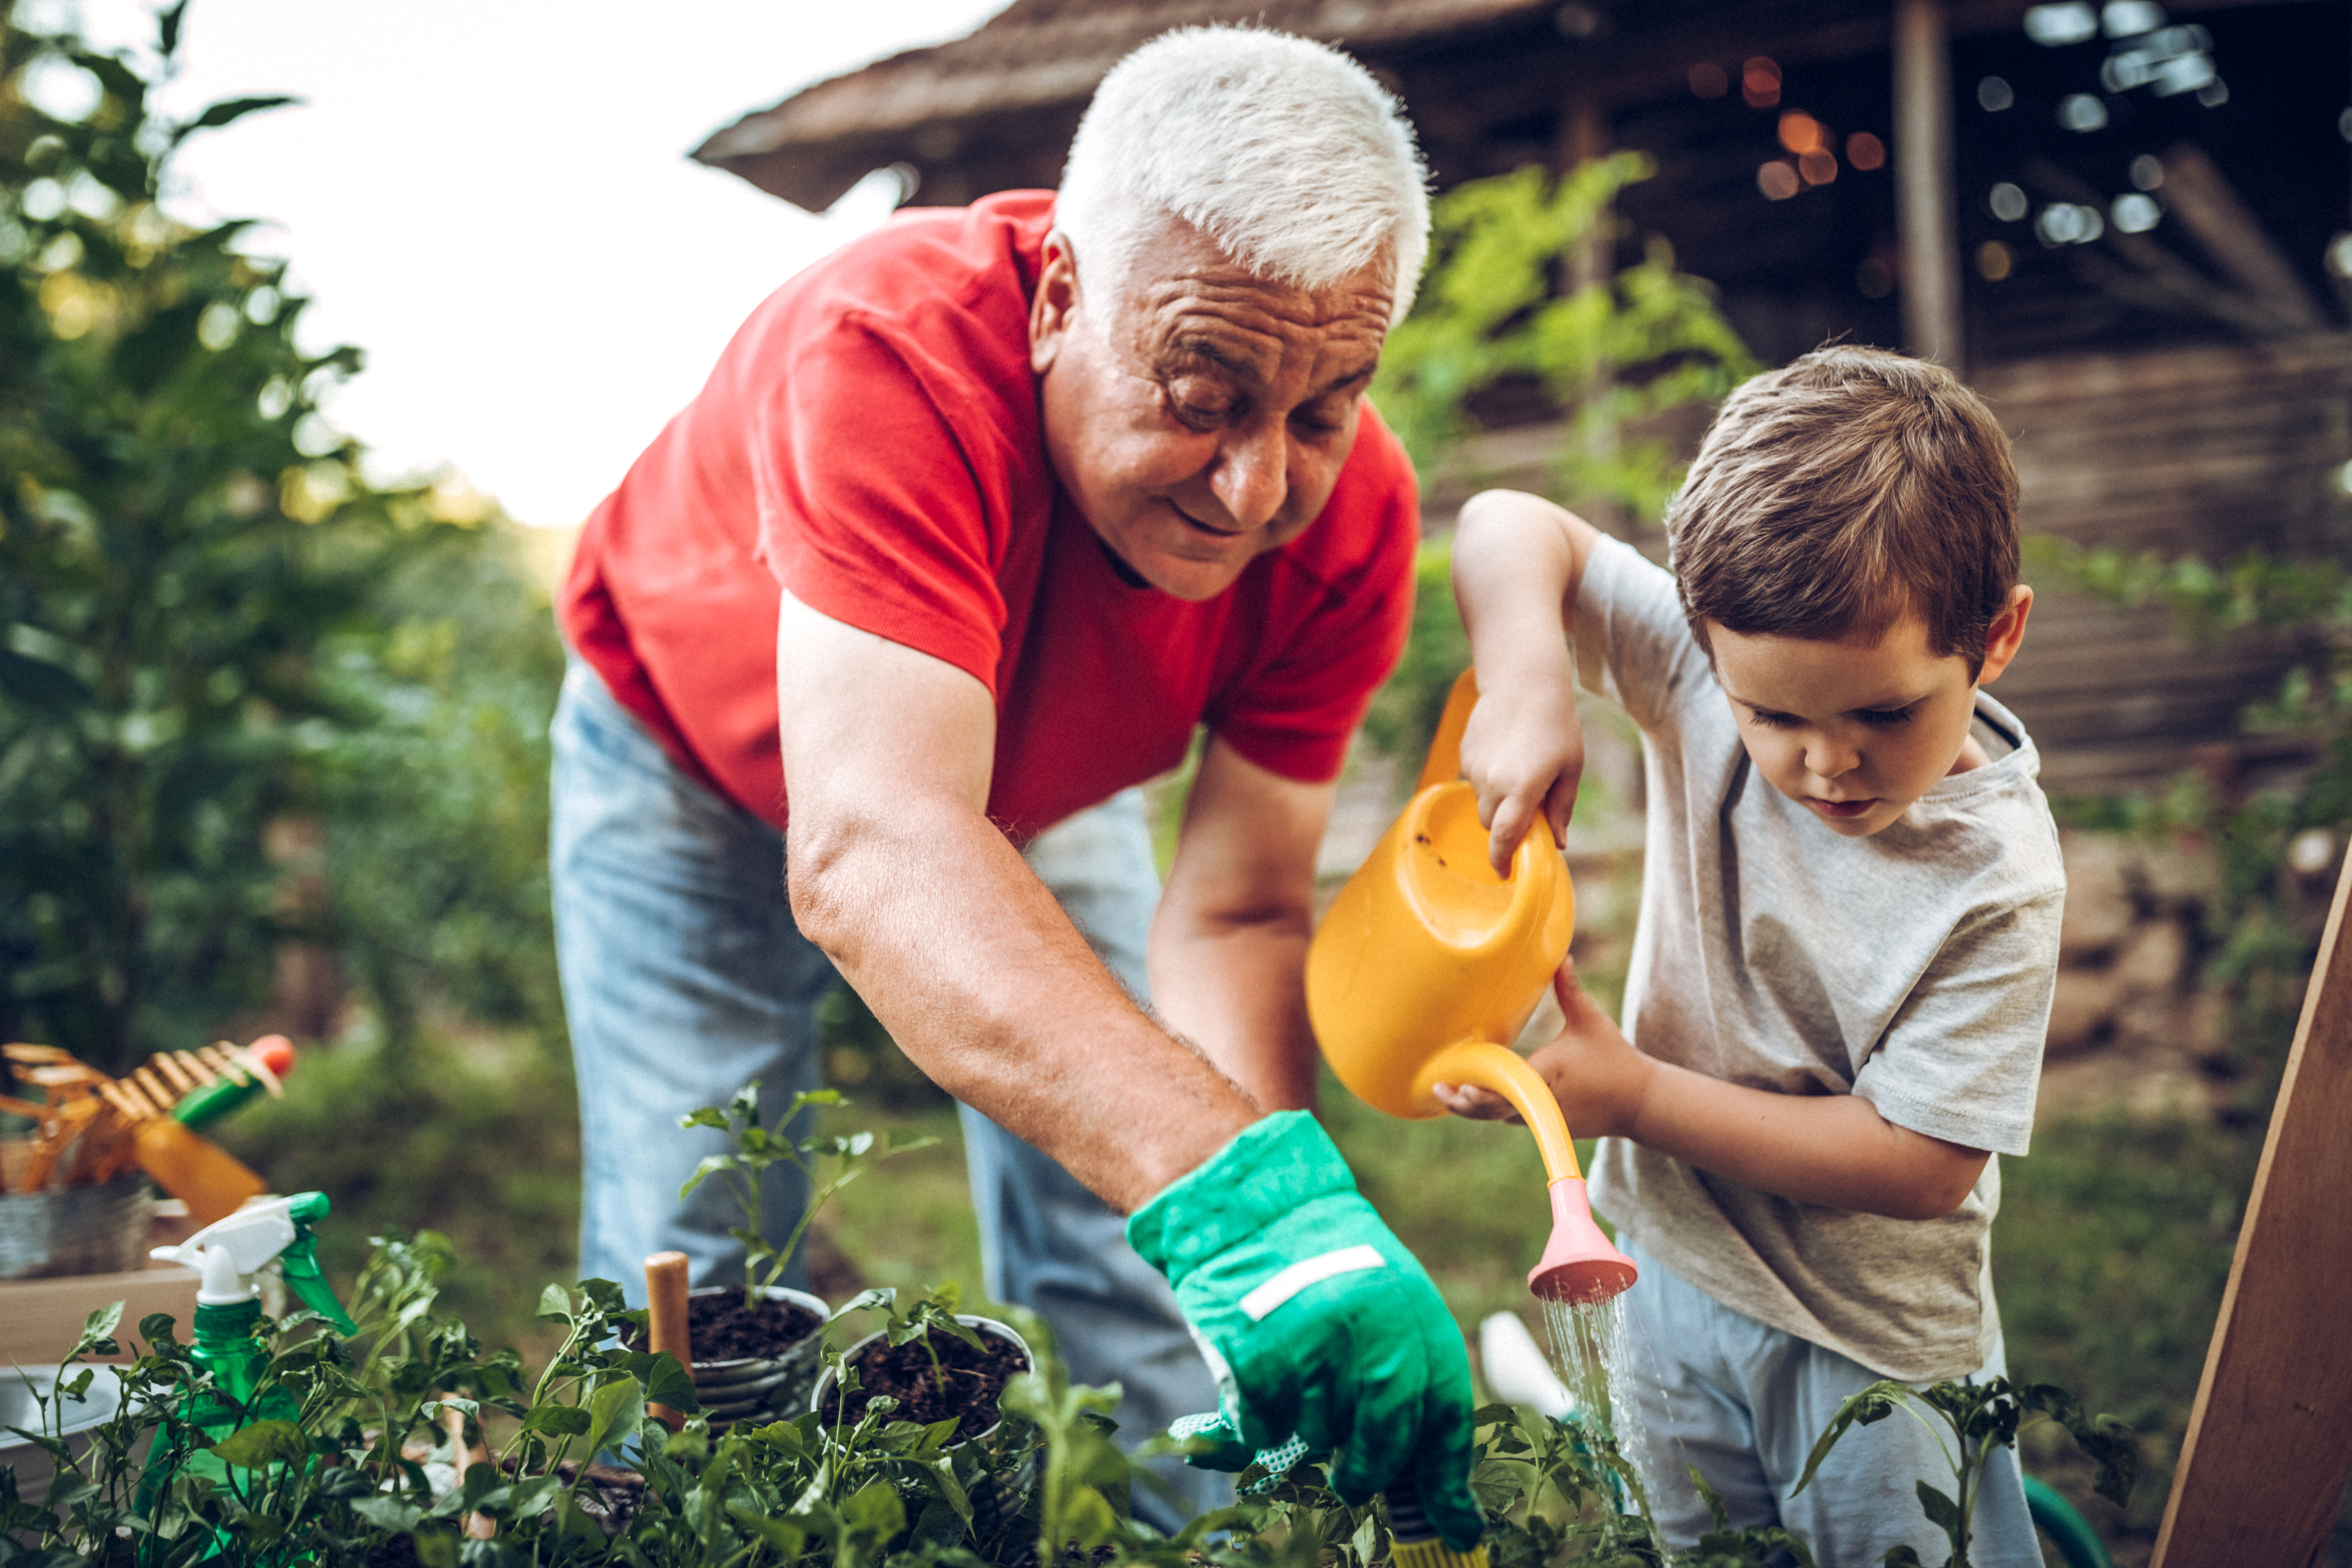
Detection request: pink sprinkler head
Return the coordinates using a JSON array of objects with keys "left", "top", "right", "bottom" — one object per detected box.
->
[{"left": 1527, "top": 1178, "right": 1639, "bottom": 1305}]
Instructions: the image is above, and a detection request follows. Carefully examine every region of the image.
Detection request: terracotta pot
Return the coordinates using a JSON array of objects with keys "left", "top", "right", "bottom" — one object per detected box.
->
[
  {"left": 808, "top": 1314, "right": 1032, "bottom": 1447},
  {"left": 687, "top": 1283, "right": 828, "bottom": 1429}
]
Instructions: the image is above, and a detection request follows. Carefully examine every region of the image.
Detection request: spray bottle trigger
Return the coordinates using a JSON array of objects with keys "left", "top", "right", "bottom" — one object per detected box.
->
[{"left": 278, "top": 1194, "right": 357, "bottom": 1335}]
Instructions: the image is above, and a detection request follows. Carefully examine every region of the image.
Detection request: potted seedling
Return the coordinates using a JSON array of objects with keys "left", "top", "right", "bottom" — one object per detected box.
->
[
  {"left": 812, "top": 1282, "right": 1034, "bottom": 1445},
  {"left": 632, "top": 1080, "right": 929, "bottom": 1426}
]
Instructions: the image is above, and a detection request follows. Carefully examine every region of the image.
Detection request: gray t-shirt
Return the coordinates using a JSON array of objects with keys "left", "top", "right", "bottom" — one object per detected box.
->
[{"left": 1576, "top": 536, "right": 2063, "bottom": 1382}]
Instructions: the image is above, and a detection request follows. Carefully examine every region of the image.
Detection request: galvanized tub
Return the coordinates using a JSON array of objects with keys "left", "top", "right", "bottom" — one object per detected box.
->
[{"left": 0, "top": 1170, "right": 153, "bottom": 1280}]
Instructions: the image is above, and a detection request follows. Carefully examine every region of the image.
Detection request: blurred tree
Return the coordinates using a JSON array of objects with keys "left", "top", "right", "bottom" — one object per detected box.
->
[
  {"left": 1362, "top": 154, "right": 1755, "bottom": 769},
  {"left": 1371, "top": 153, "right": 1759, "bottom": 530},
  {"left": 0, "top": 2, "right": 561, "bottom": 1070}
]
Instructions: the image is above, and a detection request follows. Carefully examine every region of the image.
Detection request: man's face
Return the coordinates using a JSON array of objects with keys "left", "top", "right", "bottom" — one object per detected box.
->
[
  {"left": 1705, "top": 597, "right": 2026, "bottom": 839},
  {"left": 1030, "top": 219, "right": 1395, "bottom": 602}
]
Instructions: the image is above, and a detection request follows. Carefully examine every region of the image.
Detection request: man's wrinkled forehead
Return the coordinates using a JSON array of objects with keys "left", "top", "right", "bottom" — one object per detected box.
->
[{"left": 1096, "top": 216, "right": 1394, "bottom": 376}]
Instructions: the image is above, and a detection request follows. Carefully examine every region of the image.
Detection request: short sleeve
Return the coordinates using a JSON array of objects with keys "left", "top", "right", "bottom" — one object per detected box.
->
[
  {"left": 752, "top": 310, "right": 1041, "bottom": 695},
  {"left": 1573, "top": 535, "right": 1714, "bottom": 734},
  {"left": 1850, "top": 890, "right": 2063, "bottom": 1157},
  {"left": 1208, "top": 423, "right": 1419, "bottom": 783}
]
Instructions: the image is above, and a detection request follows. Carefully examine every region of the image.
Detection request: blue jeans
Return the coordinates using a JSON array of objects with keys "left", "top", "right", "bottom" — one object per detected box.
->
[
  {"left": 1616, "top": 1235, "right": 2038, "bottom": 1567},
  {"left": 548, "top": 660, "right": 1227, "bottom": 1525}
]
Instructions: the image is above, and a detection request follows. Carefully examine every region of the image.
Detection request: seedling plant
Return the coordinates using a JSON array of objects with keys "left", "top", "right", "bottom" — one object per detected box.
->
[
  {"left": 1792, "top": 1376, "right": 2139, "bottom": 1568},
  {"left": 678, "top": 1082, "right": 932, "bottom": 1311},
  {"left": 2, "top": 1124, "right": 2140, "bottom": 1568}
]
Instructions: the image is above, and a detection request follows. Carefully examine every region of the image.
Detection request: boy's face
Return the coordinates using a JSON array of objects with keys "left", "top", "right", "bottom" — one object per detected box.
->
[{"left": 1704, "top": 589, "right": 2031, "bottom": 839}]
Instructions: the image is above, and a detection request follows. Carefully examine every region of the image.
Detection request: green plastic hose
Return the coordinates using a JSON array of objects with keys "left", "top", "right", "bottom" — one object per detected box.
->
[{"left": 2025, "top": 1474, "right": 2110, "bottom": 1568}]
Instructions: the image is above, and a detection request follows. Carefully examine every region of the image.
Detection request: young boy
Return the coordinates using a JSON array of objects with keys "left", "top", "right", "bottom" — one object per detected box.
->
[{"left": 1437, "top": 346, "right": 2060, "bottom": 1565}]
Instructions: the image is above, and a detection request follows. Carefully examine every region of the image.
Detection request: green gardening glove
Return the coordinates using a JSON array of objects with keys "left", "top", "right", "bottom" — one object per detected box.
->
[{"left": 1126, "top": 1111, "right": 1482, "bottom": 1550}]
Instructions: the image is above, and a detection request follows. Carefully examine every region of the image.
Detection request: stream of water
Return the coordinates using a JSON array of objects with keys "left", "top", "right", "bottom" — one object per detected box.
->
[{"left": 1538, "top": 1294, "right": 1662, "bottom": 1535}]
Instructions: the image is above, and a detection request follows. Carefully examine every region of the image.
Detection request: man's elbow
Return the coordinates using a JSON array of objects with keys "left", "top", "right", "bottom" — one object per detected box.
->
[{"left": 783, "top": 807, "right": 868, "bottom": 957}]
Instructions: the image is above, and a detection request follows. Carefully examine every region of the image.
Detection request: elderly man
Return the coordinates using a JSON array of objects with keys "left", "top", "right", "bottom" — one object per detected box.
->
[{"left": 551, "top": 27, "right": 1476, "bottom": 1542}]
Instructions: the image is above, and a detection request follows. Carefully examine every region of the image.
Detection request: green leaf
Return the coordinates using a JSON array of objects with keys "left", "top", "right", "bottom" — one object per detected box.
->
[
  {"left": 639, "top": 1352, "right": 699, "bottom": 1415},
  {"left": 839, "top": 1478, "right": 905, "bottom": 1539},
  {"left": 1058, "top": 1485, "right": 1121, "bottom": 1550},
  {"left": 1914, "top": 1478, "right": 1960, "bottom": 1533},
  {"left": 351, "top": 1496, "right": 425, "bottom": 1533},
  {"left": 833, "top": 1288, "right": 896, "bottom": 1321},
  {"left": 1791, "top": 1381, "right": 1908, "bottom": 1498},
  {"left": 498, "top": 1475, "right": 563, "bottom": 1521},
  {"left": 534, "top": 1284, "right": 574, "bottom": 1321},
  {"left": 734, "top": 1506, "right": 809, "bottom": 1558},
  {"left": 581, "top": 1373, "right": 643, "bottom": 1464},
  {"left": 553, "top": 1491, "right": 606, "bottom": 1546},
  {"left": 412, "top": 1530, "right": 461, "bottom": 1568},
  {"left": 678, "top": 1154, "right": 732, "bottom": 1200},
  {"left": 521, "top": 1404, "right": 591, "bottom": 1437},
  {"left": 458, "top": 1537, "right": 523, "bottom": 1568},
  {"left": 69, "top": 1302, "right": 123, "bottom": 1361},
  {"left": 174, "top": 94, "right": 299, "bottom": 141},
  {"left": 205, "top": 1419, "right": 308, "bottom": 1470}
]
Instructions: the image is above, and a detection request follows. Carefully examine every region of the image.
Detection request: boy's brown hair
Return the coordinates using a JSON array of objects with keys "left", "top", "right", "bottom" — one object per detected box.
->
[{"left": 1667, "top": 345, "right": 2021, "bottom": 673}]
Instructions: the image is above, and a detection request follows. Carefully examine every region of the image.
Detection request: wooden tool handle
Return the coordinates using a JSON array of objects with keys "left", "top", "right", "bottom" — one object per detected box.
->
[{"left": 645, "top": 1251, "right": 693, "bottom": 1432}]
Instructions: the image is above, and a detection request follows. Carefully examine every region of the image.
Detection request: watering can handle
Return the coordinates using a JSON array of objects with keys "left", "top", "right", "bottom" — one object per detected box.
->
[{"left": 1416, "top": 669, "right": 1483, "bottom": 793}]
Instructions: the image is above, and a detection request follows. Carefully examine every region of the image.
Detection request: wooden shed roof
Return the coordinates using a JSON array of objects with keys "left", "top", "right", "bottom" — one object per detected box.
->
[
  {"left": 693, "top": 0, "right": 1564, "bottom": 211},
  {"left": 691, "top": 0, "right": 2253, "bottom": 211}
]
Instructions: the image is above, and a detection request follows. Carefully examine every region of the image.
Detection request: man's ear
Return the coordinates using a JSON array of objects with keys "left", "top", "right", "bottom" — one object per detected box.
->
[
  {"left": 1029, "top": 231, "right": 1080, "bottom": 375},
  {"left": 1975, "top": 584, "right": 2034, "bottom": 685}
]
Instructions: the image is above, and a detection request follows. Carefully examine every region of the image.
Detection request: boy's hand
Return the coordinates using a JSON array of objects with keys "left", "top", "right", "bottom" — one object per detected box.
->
[
  {"left": 1459, "top": 671, "right": 1584, "bottom": 876},
  {"left": 1433, "top": 958, "right": 1651, "bottom": 1139}
]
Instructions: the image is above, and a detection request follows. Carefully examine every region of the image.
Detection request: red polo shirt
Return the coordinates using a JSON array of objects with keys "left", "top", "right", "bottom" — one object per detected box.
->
[{"left": 558, "top": 190, "right": 1418, "bottom": 843}]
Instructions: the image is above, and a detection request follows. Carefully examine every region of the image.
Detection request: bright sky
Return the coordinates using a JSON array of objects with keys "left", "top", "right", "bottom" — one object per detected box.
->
[{"left": 63, "top": 0, "right": 1011, "bottom": 528}]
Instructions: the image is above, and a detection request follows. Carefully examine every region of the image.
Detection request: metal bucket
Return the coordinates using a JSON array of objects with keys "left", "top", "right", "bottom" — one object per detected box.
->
[
  {"left": 0, "top": 1364, "right": 132, "bottom": 1504},
  {"left": 808, "top": 1314, "right": 1033, "bottom": 1447},
  {"left": 0, "top": 1171, "right": 153, "bottom": 1280},
  {"left": 688, "top": 1284, "right": 829, "bottom": 1429}
]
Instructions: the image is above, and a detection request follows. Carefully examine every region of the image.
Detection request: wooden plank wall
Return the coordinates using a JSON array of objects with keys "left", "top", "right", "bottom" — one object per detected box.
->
[
  {"left": 1423, "top": 333, "right": 2352, "bottom": 799},
  {"left": 1977, "top": 334, "right": 2351, "bottom": 797}
]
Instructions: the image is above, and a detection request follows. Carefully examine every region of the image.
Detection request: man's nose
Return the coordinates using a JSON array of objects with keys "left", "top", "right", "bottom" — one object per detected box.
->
[{"left": 1209, "top": 418, "right": 1288, "bottom": 529}]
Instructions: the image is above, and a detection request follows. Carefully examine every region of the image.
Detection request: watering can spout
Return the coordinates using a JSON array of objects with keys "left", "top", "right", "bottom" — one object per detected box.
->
[
  {"left": 1530, "top": 1179, "right": 1638, "bottom": 1305},
  {"left": 1307, "top": 669, "right": 1636, "bottom": 1307}
]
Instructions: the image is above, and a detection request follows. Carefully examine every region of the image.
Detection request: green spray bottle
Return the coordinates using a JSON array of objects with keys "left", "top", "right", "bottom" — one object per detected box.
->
[{"left": 136, "top": 1193, "right": 357, "bottom": 1552}]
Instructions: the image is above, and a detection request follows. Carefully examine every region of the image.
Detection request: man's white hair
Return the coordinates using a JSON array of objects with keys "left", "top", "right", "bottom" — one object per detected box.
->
[{"left": 1056, "top": 27, "right": 1431, "bottom": 326}]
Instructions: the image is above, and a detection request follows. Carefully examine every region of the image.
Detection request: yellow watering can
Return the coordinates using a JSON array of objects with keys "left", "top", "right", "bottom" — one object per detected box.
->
[{"left": 1307, "top": 670, "right": 1637, "bottom": 1306}]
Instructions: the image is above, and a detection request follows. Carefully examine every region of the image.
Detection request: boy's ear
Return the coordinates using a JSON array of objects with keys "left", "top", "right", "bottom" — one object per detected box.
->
[{"left": 1975, "top": 585, "right": 2034, "bottom": 686}]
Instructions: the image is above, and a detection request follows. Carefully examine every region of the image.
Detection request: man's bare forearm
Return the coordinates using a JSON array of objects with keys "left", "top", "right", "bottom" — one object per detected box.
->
[
  {"left": 788, "top": 785, "right": 1257, "bottom": 1212},
  {"left": 1149, "top": 912, "right": 1318, "bottom": 1113}
]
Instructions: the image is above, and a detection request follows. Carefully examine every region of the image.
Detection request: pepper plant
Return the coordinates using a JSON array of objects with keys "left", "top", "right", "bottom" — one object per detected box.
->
[
  {"left": 678, "top": 1081, "right": 934, "bottom": 1312},
  {"left": 1, "top": 1216, "right": 2138, "bottom": 1568}
]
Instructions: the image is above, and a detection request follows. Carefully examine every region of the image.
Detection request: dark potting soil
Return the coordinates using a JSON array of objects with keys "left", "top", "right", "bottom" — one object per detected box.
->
[
  {"left": 364, "top": 1534, "right": 420, "bottom": 1568},
  {"left": 830, "top": 1328, "right": 1030, "bottom": 1442},
  {"left": 622, "top": 1291, "right": 822, "bottom": 1362}
]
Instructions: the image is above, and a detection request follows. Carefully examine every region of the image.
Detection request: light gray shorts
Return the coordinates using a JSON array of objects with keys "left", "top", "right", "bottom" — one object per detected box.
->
[{"left": 1615, "top": 1234, "right": 2042, "bottom": 1568}]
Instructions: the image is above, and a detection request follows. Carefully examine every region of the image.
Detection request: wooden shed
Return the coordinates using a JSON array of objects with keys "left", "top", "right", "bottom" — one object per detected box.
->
[{"left": 695, "top": 0, "right": 2352, "bottom": 796}]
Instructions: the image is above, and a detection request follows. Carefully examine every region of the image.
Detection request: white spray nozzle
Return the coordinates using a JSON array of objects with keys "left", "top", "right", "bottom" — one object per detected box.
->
[
  {"left": 152, "top": 1195, "right": 297, "bottom": 1306},
  {"left": 1479, "top": 1309, "right": 1577, "bottom": 1420}
]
